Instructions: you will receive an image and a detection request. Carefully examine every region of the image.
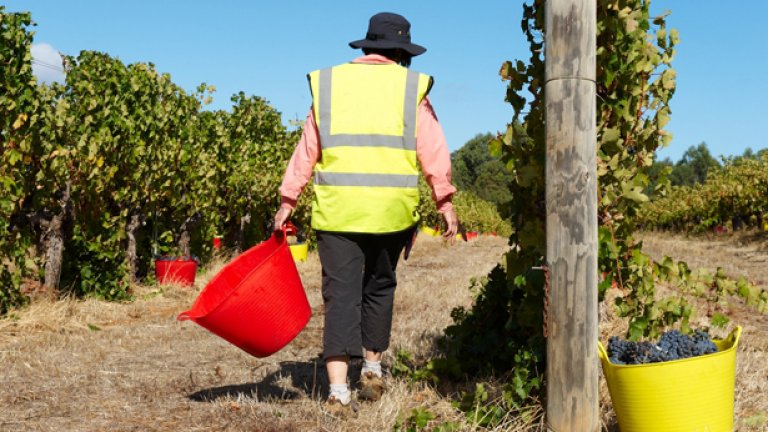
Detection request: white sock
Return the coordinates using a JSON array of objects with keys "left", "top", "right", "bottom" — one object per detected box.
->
[
  {"left": 329, "top": 383, "right": 351, "bottom": 405},
  {"left": 361, "top": 359, "right": 382, "bottom": 377}
]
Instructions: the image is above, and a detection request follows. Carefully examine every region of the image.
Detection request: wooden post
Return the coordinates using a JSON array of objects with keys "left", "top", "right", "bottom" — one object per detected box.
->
[{"left": 544, "top": 0, "right": 598, "bottom": 431}]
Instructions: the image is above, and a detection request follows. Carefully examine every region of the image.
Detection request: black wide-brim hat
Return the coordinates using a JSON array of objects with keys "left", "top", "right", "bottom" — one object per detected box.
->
[{"left": 349, "top": 12, "right": 426, "bottom": 56}]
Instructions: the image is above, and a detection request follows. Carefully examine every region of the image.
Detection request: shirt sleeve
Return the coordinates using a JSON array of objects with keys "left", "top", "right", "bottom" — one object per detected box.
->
[
  {"left": 416, "top": 96, "right": 456, "bottom": 213},
  {"left": 278, "top": 108, "right": 320, "bottom": 210}
]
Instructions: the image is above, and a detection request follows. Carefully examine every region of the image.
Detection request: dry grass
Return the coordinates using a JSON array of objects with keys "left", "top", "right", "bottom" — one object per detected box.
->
[
  {"left": 0, "top": 235, "right": 519, "bottom": 432},
  {"left": 632, "top": 230, "right": 768, "bottom": 431},
  {"left": 2, "top": 231, "right": 766, "bottom": 431},
  {"left": 639, "top": 230, "right": 768, "bottom": 290}
]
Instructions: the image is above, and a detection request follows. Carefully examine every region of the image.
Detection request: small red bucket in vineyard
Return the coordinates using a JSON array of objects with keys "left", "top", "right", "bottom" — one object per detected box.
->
[
  {"left": 155, "top": 257, "right": 198, "bottom": 286},
  {"left": 177, "top": 228, "right": 310, "bottom": 358}
]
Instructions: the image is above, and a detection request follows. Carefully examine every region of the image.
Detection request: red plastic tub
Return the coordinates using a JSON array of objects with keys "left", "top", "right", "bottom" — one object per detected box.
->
[
  {"left": 155, "top": 258, "right": 197, "bottom": 286},
  {"left": 177, "top": 232, "right": 310, "bottom": 358}
]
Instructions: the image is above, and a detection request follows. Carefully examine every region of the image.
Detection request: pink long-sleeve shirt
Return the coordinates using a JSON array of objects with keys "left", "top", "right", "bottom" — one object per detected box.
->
[{"left": 279, "top": 54, "right": 456, "bottom": 213}]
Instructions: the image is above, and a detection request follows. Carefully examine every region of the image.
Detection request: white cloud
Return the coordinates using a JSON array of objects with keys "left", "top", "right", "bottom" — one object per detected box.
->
[{"left": 31, "top": 43, "right": 66, "bottom": 84}]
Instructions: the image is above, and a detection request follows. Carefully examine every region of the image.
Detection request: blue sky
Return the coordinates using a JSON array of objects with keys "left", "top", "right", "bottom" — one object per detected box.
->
[{"left": 6, "top": 1, "right": 767, "bottom": 162}]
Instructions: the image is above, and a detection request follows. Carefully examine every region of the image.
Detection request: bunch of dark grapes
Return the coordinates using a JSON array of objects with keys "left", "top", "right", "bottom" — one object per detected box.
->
[{"left": 607, "top": 330, "right": 718, "bottom": 365}]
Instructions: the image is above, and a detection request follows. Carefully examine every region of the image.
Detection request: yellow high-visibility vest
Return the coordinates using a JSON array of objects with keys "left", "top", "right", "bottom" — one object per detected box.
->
[{"left": 307, "top": 62, "right": 433, "bottom": 233}]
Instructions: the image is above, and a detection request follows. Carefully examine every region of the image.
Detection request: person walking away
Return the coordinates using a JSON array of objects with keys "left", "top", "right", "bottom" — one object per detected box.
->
[{"left": 273, "top": 11, "right": 458, "bottom": 416}]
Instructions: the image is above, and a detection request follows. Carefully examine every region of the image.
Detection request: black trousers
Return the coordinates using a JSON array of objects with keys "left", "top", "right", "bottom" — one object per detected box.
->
[{"left": 316, "top": 227, "right": 414, "bottom": 360}]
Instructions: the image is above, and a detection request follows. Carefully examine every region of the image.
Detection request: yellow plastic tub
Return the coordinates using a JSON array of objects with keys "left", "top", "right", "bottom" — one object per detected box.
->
[
  {"left": 420, "top": 226, "right": 440, "bottom": 237},
  {"left": 598, "top": 326, "right": 741, "bottom": 432},
  {"left": 289, "top": 243, "right": 308, "bottom": 262}
]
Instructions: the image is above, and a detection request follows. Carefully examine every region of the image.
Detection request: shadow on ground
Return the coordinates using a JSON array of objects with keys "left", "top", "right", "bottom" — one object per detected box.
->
[{"left": 187, "top": 357, "right": 366, "bottom": 402}]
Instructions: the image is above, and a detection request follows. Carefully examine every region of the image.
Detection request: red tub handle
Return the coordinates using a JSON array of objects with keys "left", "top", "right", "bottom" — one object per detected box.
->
[
  {"left": 177, "top": 311, "right": 193, "bottom": 321},
  {"left": 275, "top": 221, "right": 297, "bottom": 244},
  {"left": 283, "top": 221, "right": 298, "bottom": 236}
]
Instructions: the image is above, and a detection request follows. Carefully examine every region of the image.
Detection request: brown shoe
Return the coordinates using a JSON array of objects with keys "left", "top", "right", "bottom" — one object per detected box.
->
[
  {"left": 358, "top": 371, "right": 386, "bottom": 402},
  {"left": 323, "top": 395, "right": 357, "bottom": 418}
]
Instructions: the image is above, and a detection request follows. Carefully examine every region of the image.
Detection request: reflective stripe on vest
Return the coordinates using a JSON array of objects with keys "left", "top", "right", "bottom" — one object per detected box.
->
[
  {"left": 316, "top": 67, "right": 420, "bottom": 151},
  {"left": 308, "top": 63, "right": 431, "bottom": 233},
  {"left": 314, "top": 172, "right": 419, "bottom": 188}
]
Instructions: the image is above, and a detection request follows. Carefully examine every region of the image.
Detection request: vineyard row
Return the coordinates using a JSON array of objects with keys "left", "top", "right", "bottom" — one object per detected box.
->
[
  {"left": 1, "top": 8, "right": 510, "bottom": 312},
  {"left": 638, "top": 155, "right": 768, "bottom": 233}
]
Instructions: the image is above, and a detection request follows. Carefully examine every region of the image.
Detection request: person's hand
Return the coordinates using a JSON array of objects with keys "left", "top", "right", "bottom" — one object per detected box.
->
[
  {"left": 441, "top": 208, "right": 459, "bottom": 245},
  {"left": 273, "top": 207, "right": 292, "bottom": 232}
]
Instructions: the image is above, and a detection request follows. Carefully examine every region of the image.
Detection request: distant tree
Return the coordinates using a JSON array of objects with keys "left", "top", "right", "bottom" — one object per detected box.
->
[
  {"left": 450, "top": 133, "right": 514, "bottom": 211},
  {"left": 452, "top": 133, "right": 493, "bottom": 190},
  {"left": 724, "top": 147, "right": 768, "bottom": 163},
  {"left": 668, "top": 162, "right": 695, "bottom": 186},
  {"left": 474, "top": 164, "right": 514, "bottom": 207},
  {"left": 669, "top": 142, "right": 720, "bottom": 186},
  {"left": 725, "top": 146, "right": 768, "bottom": 163}
]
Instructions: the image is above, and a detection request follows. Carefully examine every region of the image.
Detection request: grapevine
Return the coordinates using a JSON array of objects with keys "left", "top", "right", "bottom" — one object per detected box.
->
[
  {"left": 435, "top": 0, "right": 690, "bottom": 422},
  {"left": 434, "top": 5, "right": 764, "bottom": 425},
  {"left": 639, "top": 154, "right": 768, "bottom": 233},
  {"left": 0, "top": 7, "right": 36, "bottom": 312},
  {"left": 0, "top": 11, "right": 303, "bottom": 305},
  {"left": 417, "top": 177, "right": 512, "bottom": 237}
]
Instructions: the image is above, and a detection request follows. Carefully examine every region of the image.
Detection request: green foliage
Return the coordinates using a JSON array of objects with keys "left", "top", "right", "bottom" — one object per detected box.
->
[
  {"left": 394, "top": 408, "right": 435, "bottom": 431},
  {"left": 663, "top": 263, "right": 768, "bottom": 314},
  {"left": 457, "top": 384, "right": 500, "bottom": 427},
  {"left": 453, "top": 191, "right": 513, "bottom": 236},
  {"left": 639, "top": 154, "right": 768, "bottom": 233},
  {"left": 435, "top": 1, "right": 695, "bottom": 421},
  {"left": 393, "top": 407, "right": 460, "bottom": 432},
  {"left": 645, "top": 156, "right": 673, "bottom": 196},
  {"left": 591, "top": 1, "right": 680, "bottom": 338},
  {"left": 417, "top": 178, "right": 512, "bottom": 236},
  {"left": 0, "top": 11, "right": 300, "bottom": 308},
  {"left": 491, "top": 0, "right": 685, "bottom": 342},
  {"left": 212, "top": 92, "right": 308, "bottom": 249},
  {"left": 454, "top": 376, "right": 540, "bottom": 428},
  {"left": 734, "top": 147, "right": 768, "bottom": 162},
  {"left": 441, "top": 266, "right": 545, "bottom": 375},
  {"left": 742, "top": 412, "right": 768, "bottom": 429},
  {"left": 668, "top": 142, "right": 721, "bottom": 187},
  {"left": 451, "top": 133, "right": 514, "bottom": 212},
  {"left": 647, "top": 143, "right": 724, "bottom": 196},
  {"left": 0, "top": 7, "right": 36, "bottom": 312},
  {"left": 416, "top": 177, "right": 442, "bottom": 230},
  {"left": 391, "top": 349, "right": 441, "bottom": 384},
  {"left": 710, "top": 313, "right": 729, "bottom": 329}
]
